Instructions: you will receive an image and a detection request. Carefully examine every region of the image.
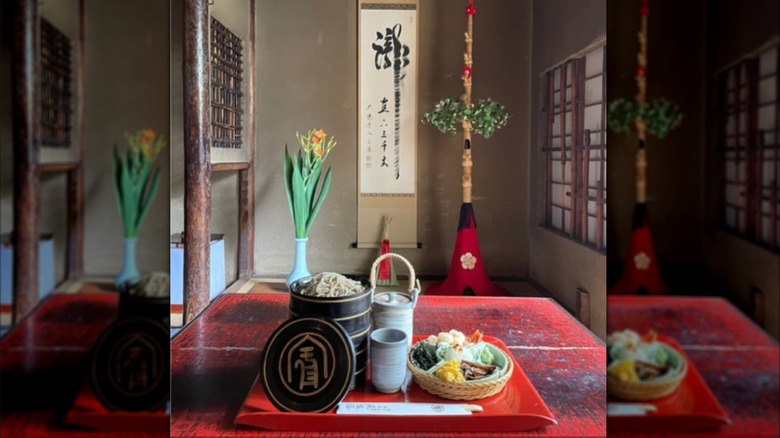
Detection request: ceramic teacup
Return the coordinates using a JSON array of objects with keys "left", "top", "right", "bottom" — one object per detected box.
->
[{"left": 369, "top": 328, "right": 408, "bottom": 393}]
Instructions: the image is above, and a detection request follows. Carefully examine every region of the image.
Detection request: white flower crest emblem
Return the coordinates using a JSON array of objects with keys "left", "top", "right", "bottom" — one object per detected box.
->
[
  {"left": 460, "top": 252, "right": 477, "bottom": 270},
  {"left": 634, "top": 252, "right": 651, "bottom": 270}
]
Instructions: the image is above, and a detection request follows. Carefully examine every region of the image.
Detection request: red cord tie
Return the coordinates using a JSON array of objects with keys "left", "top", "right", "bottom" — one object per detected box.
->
[
  {"left": 641, "top": 0, "right": 649, "bottom": 16},
  {"left": 462, "top": 66, "right": 473, "bottom": 78},
  {"left": 466, "top": 4, "right": 476, "bottom": 16},
  {"left": 636, "top": 66, "right": 647, "bottom": 78}
]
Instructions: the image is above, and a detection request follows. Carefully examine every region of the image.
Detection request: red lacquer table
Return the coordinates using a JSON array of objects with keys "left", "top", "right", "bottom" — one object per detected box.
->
[
  {"left": 171, "top": 293, "right": 606, "bottom": 437},
  {"left": 608, "top": 296, "right": 780, "bottom": 437},
  {"left": 0, "top": 292, "right": 169, "bottom": 438}
]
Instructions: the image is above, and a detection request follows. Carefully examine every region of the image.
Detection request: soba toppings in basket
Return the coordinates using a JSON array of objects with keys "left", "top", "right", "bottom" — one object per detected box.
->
[
  {"left": 460, "top": 360, "right": 497, "bottom": 380},
  {"left": 434, "top": 359, "right": 466, "bottom": 383},
  {"left": 297, "top": 272, "right": 364, "bottom": 297},
  {"left": 607, "top": 329, "right": 673, "bottom": 382},
  {"left": 409, "top": 329, "right": 502, "bottom": 382},
  {"left": 409, "top": 341, "right": 438, "bottom": 371}
]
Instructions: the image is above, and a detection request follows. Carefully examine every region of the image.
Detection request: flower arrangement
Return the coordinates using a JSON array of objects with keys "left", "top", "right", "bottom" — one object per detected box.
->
[
  {"left": 422, "top": 97, "right": 509, "bottom": 139},
  {"left": 284, "top": 129, "right": 337, "bottom": 238},
  {"left": 112, "top": 129, "right": 165, "bottom": 238},
  {"left": 607, "top": 98, "right": 683, "bottom": 139}
]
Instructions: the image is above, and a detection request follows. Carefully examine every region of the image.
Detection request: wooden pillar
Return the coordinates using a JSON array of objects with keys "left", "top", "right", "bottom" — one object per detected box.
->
[
  {"left": 67, "top": 0, "right": 86, "bottom": 279},
  {"left": 238, "top": 0, "right": 256, "bottom": 279},
  {"left": 11, "top": 0, "right": 40, "bottom": 323},
  {"left": 183, "top": 0, "right": 211, "bottom": 323}
]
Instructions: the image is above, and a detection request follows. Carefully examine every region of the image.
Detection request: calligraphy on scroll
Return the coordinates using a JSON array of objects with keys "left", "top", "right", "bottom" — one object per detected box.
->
[{"left": 359, "top": 3, "right": 417, "bottom": 195}]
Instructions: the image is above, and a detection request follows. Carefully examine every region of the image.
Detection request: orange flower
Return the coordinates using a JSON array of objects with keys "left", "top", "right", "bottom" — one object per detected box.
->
[
  {"left": 311, "top": 129, "right": 326, "bottom": 145},
  {"left": 142, "top": 143, "right": 154, "bottom": 157},
  {"left": 314, "top": 145, "right": 324, "bottom": 158},
  {"left": 140, "top": 129, "right": 155, "bottom": 145}
]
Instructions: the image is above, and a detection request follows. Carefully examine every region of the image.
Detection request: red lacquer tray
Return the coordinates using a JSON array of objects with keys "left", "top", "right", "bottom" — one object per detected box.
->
[
  {"left": 64, "top": 381, "right": 169, "bottom": 432},
  {"left": 235, "top": 336, "right": 557, "bottom": 432},
  {"left": 608, "top": 336, "right": 730, "bottom": 433}
]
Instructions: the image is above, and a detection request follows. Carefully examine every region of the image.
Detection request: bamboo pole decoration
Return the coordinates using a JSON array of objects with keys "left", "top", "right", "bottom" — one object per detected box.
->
[
  {"left": 461, "top": 0, "right": 476, "bottom": 203},
  {"left": 635, "top": 0, "right": 650, "bottom": 203}
]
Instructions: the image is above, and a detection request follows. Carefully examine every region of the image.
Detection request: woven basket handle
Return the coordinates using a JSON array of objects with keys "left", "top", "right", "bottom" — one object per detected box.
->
[{"left": 369, "top": 253, "right": 420, "bottom": 305}]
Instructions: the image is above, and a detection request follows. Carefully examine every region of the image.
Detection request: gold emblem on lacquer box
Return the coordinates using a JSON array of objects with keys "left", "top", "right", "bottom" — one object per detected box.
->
[{"left": 262, "top": 317, "right": 355, "bottom": 413}]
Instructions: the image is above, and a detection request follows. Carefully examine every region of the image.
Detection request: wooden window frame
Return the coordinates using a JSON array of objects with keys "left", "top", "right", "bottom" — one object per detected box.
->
[
  {"left": 542, "top": 47, "right": 607, "bottom": 252},
  {"left": 715, "top": 44, "right": 779, "bottom": 251}
]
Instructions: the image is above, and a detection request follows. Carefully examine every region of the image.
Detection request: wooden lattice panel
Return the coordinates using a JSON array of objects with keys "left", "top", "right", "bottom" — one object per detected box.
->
[
  {"left": 40, "top": 18, "right": 72, "bottom": 149},
  {"left": 210, "top": 17, "right": 243, "bottom": 149}
]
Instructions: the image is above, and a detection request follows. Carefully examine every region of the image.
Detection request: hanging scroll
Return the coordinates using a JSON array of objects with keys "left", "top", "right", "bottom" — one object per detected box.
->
[{"left": 357, "top": 0, "right": 419, "bottom": 248}]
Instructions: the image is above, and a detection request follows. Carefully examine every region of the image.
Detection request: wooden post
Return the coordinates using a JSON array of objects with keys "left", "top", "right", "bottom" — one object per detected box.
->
[
  {"left": 67, "top": 0, "right": 86, "bottom": 279},
  {"left": 746, "top": 60, "right": 759, "bottom": 240},
  {"left": 560, "top": 62, "right": 567, "bottom": 228},
  {"left": 576, "top": 288, "right": 591, "bottom": 329},
  {"left": 183, "top": 0, "right": 212, "bottom": 323},
  {"left": 545, "top": 71, "right": 554, "bottom": 225},
  {"left": 571, "top": 59, "right": 582, "bottom": 238},
  {"left": 66, "top": 168, "right": 83, "bottom": 278},
  {"left": 751, "top": 287, "right": 764, "bottom": 328},
  {"left": 11, "top": 0, "right": 40, "bottom": 323},
  {"left": 238, "top": 0, "right": 256, "bottom": 279}
]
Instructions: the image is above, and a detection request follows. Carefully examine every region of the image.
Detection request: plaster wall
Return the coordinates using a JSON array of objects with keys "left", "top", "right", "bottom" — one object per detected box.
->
[
  {"left": 606, "top": 0, "right": 708, "bottom": 291},
  {"left": 170, "top": 0, "right": 533, "bottom": 280},
  {"left": 529, "top": 0, "right": 607, "bottom": 339},
  {"left": 1, "top": 0, "right": 168, "bottom": 282},
  {"left": 251, "top": 0, "right": 531, "bottom": 278},
  {"left": 82, "top": 0, "right": 170, "bottom": 276},
  {"left": 703, "top": 0, "right": 780, "bottom": 339}
]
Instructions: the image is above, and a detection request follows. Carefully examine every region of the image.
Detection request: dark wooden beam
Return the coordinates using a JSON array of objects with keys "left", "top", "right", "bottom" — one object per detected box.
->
[
  {"left": 11, "top": 0, "right": 40, "bottom": 323},
  {"left": 182, "top": 0, "right": 212, "bottom": 324},
  {"left": 211, "top": 162, "right": 249, "bottom": 172},
  {"left": 66, "top": 0, "right": 85, "bottom": 279},
  {"left": 238, "top": 0, "right": 256, "bottom": 279},
  {"left": 40, "top": 162, "right": 78, "bottom": 173}
]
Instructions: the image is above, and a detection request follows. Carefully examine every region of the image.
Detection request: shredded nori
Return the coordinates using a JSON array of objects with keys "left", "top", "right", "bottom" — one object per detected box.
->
[{"left": 409, "top": 342, "right": 438, "bottom": 371}]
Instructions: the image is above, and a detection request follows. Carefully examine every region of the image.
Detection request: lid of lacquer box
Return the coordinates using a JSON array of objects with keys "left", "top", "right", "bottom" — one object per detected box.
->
[
  {"left": 91, "top": 317, "right": 170, "bottom": 412},
  {"left": 260, "top": 316, "right": 356, "bottom": 413}
]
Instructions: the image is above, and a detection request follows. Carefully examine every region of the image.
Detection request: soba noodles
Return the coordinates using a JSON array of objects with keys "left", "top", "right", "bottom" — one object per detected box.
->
[{"left": 299, "top": 272, "right": 364, "bottom": 297}]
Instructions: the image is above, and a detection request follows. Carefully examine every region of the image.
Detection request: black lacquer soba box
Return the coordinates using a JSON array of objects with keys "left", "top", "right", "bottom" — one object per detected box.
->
[{"left": 288, "top": 275, "right": 371, "bottom": 388}]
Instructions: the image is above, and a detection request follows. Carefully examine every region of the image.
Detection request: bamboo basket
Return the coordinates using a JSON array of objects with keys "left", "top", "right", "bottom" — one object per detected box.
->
[
  {"left": 407, "top": 345, "right": 514, "bottom": 400},
  {"left": 607, "top": 344, "right": 688, "bottom": 401}
]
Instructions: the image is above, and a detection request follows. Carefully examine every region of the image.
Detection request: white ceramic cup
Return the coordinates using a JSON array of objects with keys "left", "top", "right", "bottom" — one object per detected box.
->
[{"left": 369, "top": 328, "right": 408, "bottom": 393}]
